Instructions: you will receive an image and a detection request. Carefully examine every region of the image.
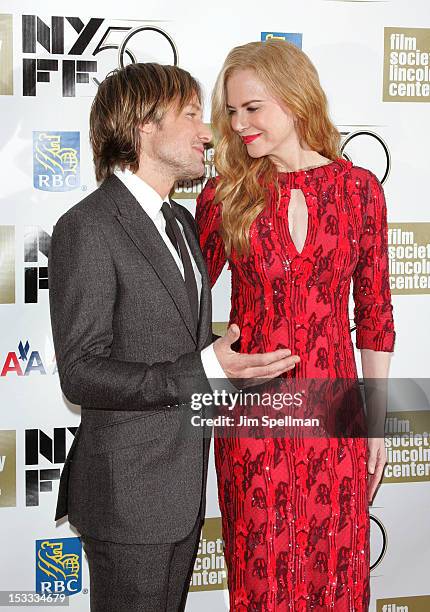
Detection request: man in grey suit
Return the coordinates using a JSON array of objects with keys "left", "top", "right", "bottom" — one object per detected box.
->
[{"left": 49, "top": 63, "right": 297, "bottom": 612}]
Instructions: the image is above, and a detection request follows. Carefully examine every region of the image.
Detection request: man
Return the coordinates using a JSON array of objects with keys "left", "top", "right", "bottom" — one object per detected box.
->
[{"left": 49, "top": 62, "right": 297, "bottom": 612}]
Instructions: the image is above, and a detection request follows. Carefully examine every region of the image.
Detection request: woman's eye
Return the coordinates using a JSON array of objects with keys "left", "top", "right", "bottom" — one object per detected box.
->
[
  {"left": 247, "top": 107, "right": 258, "bottom": 112},
  {"left": 227, "top": 109, "right": 236, "bottom": 115},
  {"left": 187, "top": 112, "right": 197, "bottom": 117}
]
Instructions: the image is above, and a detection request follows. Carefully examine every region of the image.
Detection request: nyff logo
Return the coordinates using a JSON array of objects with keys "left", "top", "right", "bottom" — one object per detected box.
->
[
  {"left": 33, "top": 132, "right": 80, "bottom": 191},
  {"left": 0, "top": 225, "right": 52, "bottom": 305},
  {"left": 36, "top": 537, "right": 82, "bottom": 595},
  {"left": 25, "top": 226, "right": 51, "bottom": 303},
  {"left": 21, "top": 15, "right": 177, "bottom": 97},
  {"left": 25, "top": 427, "right": 77, "bottom": 507}
]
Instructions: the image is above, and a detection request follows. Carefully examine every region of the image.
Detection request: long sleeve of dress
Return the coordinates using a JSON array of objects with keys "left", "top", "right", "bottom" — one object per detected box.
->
[
  {"left": 352, "top": 171, "right": 396, "bottom": 352},
  {"left": 195, "top": 178, "right": 227, "bottom": 287}
]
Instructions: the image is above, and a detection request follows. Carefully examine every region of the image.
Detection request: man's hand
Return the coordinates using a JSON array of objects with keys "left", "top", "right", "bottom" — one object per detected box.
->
[
  {"left": 367, "top": 437, "right": 387, "bottom": 503},
  {"left": 214, "top": 324, "right": 300, "bottom": 386}
]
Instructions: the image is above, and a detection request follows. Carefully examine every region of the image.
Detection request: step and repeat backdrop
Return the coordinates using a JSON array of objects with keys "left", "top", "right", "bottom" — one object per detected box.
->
[{"left": 1, "top": 0, "right": 430, "bottom": 610}]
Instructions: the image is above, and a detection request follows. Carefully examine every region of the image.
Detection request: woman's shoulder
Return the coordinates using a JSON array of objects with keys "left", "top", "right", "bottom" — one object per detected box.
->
[
  {"left": 198, "top": 176, "right": 220, "bottom": 203},
  {"left": 196, "top": 177, "right": 222, "bottom": 228},
  {"left": 345, "top": 164, "right": 387, "bottom": 217},
  {"left": 196, "top": 177, "right": 222, "bottom": 220},
  {"left": 347, "top": 163, "right": 382, "bottom": 188}
]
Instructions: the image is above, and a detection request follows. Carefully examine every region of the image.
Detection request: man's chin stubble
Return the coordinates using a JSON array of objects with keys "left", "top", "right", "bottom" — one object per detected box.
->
[{"left": 176, "top": 164, "right": 205, "bottom": 182}]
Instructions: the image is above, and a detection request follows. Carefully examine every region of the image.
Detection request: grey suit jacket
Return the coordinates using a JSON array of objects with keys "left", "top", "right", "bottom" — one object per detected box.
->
[{"left": 49, "top": 174, "right": 213, "bottom": 544}]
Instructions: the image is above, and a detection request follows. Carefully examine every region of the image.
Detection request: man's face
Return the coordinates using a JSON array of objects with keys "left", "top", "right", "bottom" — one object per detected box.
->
[{"left": 145, "top": 94, "right": 212, "bottom": 181}]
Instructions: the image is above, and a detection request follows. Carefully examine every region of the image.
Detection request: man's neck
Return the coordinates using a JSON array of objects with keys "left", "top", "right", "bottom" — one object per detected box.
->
[{"left": 134, "top": 161, "right": 174, "bottom": 200}]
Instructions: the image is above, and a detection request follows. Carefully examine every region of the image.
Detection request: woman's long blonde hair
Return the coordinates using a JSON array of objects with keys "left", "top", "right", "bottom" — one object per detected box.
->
[{"left": 211, "top": 40, "right": 341, "bottom": 256}]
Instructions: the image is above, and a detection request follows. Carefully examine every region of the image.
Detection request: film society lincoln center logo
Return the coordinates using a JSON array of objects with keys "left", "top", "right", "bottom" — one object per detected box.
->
[
  {"left": 190, "top": 517, "right": 227, "bottom": 592},
  {"left": 36, "top": 537, "right": 82, "bottom": 596},
  {"left": 388, "top": 223, "right": 430, "bottom": 294},
  {"left": 0, "top": 430, "right": 16, "bottom": 508},
  {"left": 383, "top": 27, "right": 430, "bottom": 101},
  {"left": 377, "top": 595, "right": 430, "bottom": 611},
  {"left": 0, "top": 14, "right": 13, "bottom": 95},
  {"left": 33, "top": 131, "right": 80, "bottom": 192}
]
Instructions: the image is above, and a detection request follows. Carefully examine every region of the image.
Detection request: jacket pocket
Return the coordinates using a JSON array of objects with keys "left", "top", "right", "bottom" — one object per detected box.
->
[{"left": 90, "top": 411, "right": 168, "bottom": 455}]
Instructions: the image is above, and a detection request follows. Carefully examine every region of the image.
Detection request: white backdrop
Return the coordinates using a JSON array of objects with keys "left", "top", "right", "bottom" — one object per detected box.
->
[{"left": 1, "top": 1, "right": 430, "bottom": 610}]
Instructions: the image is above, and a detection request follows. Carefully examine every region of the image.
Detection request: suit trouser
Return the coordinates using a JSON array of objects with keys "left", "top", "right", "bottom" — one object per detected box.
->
[{"left": 81, "top": 515, "right": 203, "bottom": 612}]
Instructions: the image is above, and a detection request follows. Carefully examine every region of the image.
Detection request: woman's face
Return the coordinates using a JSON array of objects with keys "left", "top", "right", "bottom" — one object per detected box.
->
[{"left": 226, "top": 68, "right": 298, "bottom": 162}]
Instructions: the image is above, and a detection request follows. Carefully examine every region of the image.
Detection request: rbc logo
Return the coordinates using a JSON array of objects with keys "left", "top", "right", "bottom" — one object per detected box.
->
[
  {"left": 33, "top": 132, "right": 80, "bottom": 192},
  {"left": 36, "top": 538, "right": 82, "bottom": 595},
  {"left": 261, "top": 32, "right": 303, "bottom": 49}
]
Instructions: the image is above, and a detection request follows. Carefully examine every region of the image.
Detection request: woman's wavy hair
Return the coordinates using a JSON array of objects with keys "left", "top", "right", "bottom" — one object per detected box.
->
[
  {"left": 90, "top": 62, "right": 202, "bottom": 181},
  {"left": 211, "top": 40, "right": 341, "bottom": 256}
]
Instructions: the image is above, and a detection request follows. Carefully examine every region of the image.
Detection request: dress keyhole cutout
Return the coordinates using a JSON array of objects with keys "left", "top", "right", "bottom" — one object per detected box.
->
[{"left": 288, "top": 189, "right": 309, "bottom": 255}]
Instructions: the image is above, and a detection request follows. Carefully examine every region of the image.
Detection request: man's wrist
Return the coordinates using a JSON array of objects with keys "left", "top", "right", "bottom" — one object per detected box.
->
[
  {"left": 200, "top": 343, "right": 239, "bottom": 392},
  {"left": 201, "top": 343, "right": 227, "bottom": 380}
]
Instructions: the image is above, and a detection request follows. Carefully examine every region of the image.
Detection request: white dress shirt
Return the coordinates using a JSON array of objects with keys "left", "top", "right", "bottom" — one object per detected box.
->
[{"left": 114, "top": 168, "right": 226, "bottom": 381}]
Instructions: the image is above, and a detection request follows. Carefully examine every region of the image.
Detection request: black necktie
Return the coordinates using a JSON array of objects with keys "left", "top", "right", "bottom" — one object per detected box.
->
[{"left": 161, "top": 202, "right": 199, "bottom": 329}]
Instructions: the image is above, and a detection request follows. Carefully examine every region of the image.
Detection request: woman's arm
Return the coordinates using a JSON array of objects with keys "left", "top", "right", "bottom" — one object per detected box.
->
[
  {"left": 361, "top": 349, "right": 391, "bottom": 502},
  {"left": 352, "top": 170, "right": 396, "bottom": 502}
]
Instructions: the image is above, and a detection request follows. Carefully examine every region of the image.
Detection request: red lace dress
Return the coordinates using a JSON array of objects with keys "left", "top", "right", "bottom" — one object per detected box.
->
[{"left": 196, "top": 159, "right": 395, "bottom": 611}]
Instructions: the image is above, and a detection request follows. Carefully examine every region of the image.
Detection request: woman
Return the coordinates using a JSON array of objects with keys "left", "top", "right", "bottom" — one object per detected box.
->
[{"left": 196, "top": 40, "right": 395, "bottom": 611}]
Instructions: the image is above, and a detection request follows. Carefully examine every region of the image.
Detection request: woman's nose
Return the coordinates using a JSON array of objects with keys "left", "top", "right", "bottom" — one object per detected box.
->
[{"left": 231, "top": 113, "right": 248, "bottom": 133}]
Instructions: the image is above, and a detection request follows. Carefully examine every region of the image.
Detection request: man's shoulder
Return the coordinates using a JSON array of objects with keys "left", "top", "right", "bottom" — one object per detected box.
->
[{"left": 55, "top": 179, "right": 114, "bottom": 227}]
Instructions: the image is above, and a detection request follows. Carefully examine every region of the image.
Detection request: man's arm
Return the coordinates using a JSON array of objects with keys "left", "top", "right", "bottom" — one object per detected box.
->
[{"left": 49, "top": 209, "right": 211, "bottom": 411}]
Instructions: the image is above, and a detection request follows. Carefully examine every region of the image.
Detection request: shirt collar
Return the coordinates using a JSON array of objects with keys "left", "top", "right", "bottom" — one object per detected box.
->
[{"left": 114, "top": 168, "right": 169, "bottom": 222}]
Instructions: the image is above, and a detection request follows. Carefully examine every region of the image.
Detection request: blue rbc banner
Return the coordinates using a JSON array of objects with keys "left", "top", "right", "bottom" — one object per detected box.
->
[
  {"left": 35, "top": 537, "right": 82, "bottom": 596},
  {"left": 261, "top": 32, "right": 303, "bottom": 48},
  {"left": 33, "top": 131, "right": 80, "bottom": 192}
]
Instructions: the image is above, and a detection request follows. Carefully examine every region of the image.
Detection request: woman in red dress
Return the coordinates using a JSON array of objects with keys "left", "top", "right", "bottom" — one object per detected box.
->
[{"left": 196, "top": 40, "right": 395, "bottom": 611}]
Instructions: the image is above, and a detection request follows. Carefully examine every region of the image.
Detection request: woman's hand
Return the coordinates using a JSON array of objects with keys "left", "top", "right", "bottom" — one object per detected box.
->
[{"left": 367, "top": 437, "right": 387, "bottom": 503}]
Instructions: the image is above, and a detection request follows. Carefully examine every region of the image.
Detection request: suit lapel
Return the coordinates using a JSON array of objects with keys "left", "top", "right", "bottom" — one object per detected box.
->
[{"left": 101, "top": 175, "right": 197, "bottom": 342}]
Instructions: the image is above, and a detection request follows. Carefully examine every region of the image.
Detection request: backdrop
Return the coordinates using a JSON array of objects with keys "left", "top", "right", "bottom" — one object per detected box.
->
[{"left": 1, "top": 0, "right": 429, "bottom": 610}]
